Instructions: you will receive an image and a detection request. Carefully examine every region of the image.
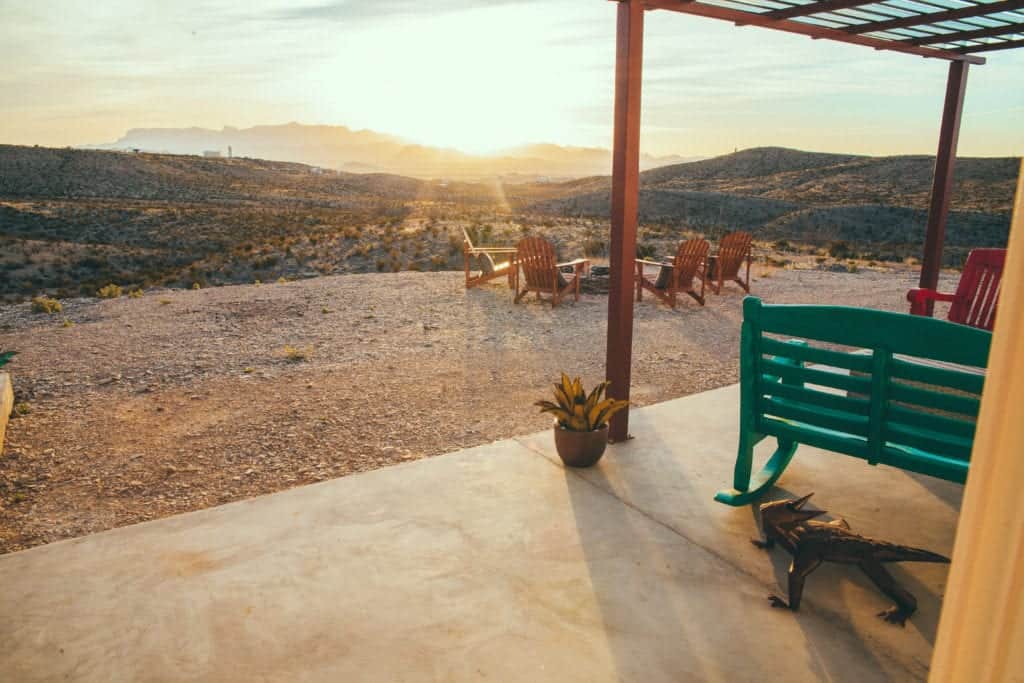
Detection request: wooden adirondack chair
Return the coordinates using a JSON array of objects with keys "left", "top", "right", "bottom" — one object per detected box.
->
[
  {"left": 907, "top": 248, "right": 1006, "bottom": 331},
  {"left": 707, "top": 231, "right": 753, "bottom": 294},
  {"left": 635, "top": 238, "right": 709, "bottom": 308},
  {"left": 513, "top": 236, "right": 589, "bottom": 307},
  {"left": 462, "top": 227, "right": 517, "bottom": 289}
]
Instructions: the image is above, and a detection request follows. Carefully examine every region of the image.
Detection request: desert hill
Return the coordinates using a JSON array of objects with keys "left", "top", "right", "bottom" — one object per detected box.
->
[{"left": 520, "top": 146, "right": 1018, "bottom": 248}]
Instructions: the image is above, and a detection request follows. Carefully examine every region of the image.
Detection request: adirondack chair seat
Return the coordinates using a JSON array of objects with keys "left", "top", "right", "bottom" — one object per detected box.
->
[
  {"left": 463, "top": 227, "right": 517, "bottom": 289},
  {"left": 715, "top": 297, "right": 991, "bottom": 507},
  {"left": 477, "top": 252, "right": 511, "bottom": 277},
  {"left": 654, "top": 265, "right": 674, "bottom": 289}
]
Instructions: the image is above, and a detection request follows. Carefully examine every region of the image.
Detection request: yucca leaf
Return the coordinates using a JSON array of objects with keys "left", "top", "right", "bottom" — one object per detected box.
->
[
  {"left": 553, "top": 384, "right": 572, "bottom": 412},
  {"left": 593, "top": 399, "right": 630, "bottom": 428},
  {"left": 571, "top": 376, "right": 584, "bottom": 403},
  {"left": 586, "top": 381, "right": 608, "bottom": 406},
  {"left": 560, "top": 373, "right": 574, "bottom": 401}
]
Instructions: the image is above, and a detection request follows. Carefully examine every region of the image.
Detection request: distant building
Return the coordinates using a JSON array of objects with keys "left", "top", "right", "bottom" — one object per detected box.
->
[{"left": 202, "top": 150, "right": 222, "bottom": 158}]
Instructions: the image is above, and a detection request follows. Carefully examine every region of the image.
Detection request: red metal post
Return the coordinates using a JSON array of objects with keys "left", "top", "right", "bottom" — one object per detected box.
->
[
  {"left": 606, "top": 0, "right": 644, "bottom": 442},
  {"left": 919, "top": 60, "right": 969, "bottom": 315}
]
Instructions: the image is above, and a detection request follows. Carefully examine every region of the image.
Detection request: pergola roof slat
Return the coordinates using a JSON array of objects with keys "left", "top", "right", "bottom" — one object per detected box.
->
[
  {"left": 907, "top": 20, "right": 1024, "bottom": 43},
  {"left": 765, "top": 0, "right": 879, "bottom": 20},
  {"left": 959, "top": 35, "right": 1024, "bottom": 48},
  {"left": 645, "top": 0, "right": 988, "bottom": 61},
  {"left": 846, "top": 0, "right": 1024, "bottom": 34},
  {"left": 642, "top": 0, "right": 1024, "bottom": 60}
]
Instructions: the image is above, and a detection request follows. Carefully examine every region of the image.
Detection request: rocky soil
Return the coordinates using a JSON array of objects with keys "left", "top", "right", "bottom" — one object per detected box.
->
[{"left": 0, "top": 267, "right": 956, "bottom": 554}]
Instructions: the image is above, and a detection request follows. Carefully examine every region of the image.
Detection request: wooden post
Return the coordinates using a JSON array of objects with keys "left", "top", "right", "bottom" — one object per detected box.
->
[
  {"left": 929, "top": 162, "right": 1024, "bottom": 682},
  {"left": 606, "top": 0, "right": 644, "bottom": 442},
  {"left": 919, "top": 60, "right": 969, "bottom": 315}
]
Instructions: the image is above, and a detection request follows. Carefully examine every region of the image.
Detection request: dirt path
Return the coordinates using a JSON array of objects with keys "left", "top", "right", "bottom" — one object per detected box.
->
[{"left": 0, "top": 267, "right": 953, "bottom": 553}]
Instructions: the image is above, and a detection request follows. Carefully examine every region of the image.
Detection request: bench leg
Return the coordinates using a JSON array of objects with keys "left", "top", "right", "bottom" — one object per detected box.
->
[{"left": 715, "top": 437, "right": 798, "bottom": 506}]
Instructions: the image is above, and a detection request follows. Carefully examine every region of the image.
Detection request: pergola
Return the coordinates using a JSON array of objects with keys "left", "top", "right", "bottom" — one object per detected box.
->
[{"left": 605, "top": 0, "right": 1024, "bottom": 442}]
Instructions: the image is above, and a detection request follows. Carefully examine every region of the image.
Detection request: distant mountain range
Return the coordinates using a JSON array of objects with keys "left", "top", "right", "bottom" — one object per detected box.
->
[{"left": 89, "top": 123, "right": 697, "bottom": 180}]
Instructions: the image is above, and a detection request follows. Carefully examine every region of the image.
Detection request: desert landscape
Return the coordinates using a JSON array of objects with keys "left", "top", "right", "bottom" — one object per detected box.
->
[
  {"left": 0, "top": 143, "right": 1017, "bottom": 304},
  {"left": 0, "top": 142, "right": 1015, "bottom": 552}
]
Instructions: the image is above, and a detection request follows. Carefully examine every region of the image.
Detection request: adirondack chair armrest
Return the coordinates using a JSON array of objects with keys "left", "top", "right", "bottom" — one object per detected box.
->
[
  {"left": 907, "top": 288, "right": 957, "bottom": 315},
  {"left": 558, "top": 259, "right": 590, "bottom": 278},
  {"left": 635, "top": 258, "right": 672, "bottom": 269}
]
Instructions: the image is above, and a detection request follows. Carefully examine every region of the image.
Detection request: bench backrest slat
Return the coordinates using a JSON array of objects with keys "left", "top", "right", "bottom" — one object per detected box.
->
[
  {"left": 759, "top": 381, "right": 871, "bottom": 416},
  {"left": 756, "top": 300, "right": 991, "bottom": 367},
  {"left": 760, "top": 337, "right": 873, "bottom": 373}
]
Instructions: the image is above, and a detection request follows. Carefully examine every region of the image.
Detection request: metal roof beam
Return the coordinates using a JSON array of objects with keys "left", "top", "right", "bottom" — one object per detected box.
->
[{"left": 845, "top": 0, "right": 1024, "bottom": 35}]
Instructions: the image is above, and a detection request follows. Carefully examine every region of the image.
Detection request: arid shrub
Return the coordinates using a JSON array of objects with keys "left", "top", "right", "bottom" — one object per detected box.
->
[
  {"left": 31, "top": 296, "right": 62, "bottom": 314},
  {"left": 283, "top": 345, "right": 311, "bottom": 362},
  {"left": 128, "top": 289, "right": 143, "bottom": 299},
  {"left": 636, "top": 243, "right": 657, "bottom": 260},
  {"left": 97, "top": 284, "right": 123, "bottom": 299}
]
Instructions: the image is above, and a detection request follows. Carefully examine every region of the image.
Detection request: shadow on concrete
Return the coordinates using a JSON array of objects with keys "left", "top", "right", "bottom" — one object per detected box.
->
[{"left": 565, "top": 426, "right": 907, "bottom": 682}]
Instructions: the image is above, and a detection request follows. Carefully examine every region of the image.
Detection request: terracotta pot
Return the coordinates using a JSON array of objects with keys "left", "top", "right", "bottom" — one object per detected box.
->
[{"left": 553, "top": 424, "right": 609, "bottom": 468}]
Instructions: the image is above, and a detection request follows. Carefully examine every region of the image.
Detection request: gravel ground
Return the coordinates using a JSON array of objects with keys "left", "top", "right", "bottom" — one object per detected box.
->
[{"left": 0, "top": 267, "right": 956, "bottom": 554}]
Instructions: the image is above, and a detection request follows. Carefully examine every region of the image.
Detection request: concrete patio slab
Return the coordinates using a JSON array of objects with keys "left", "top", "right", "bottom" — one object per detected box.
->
[{"left": 0, "top": 385, "right": 958, "bottom": 682}]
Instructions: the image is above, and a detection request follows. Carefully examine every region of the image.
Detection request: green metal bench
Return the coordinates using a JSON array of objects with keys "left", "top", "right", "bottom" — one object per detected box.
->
[{"left": 715, "top": 297, "right": 992, "bottom": 506}]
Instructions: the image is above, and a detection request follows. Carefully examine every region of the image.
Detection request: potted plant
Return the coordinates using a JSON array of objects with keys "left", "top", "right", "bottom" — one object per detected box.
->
[{"left": 535, "top": 374, "right": 629, "bottom": 468}]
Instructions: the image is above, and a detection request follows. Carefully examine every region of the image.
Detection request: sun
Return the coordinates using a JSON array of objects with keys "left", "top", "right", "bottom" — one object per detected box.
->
[{"left": 304, "top": 4, "right": 608, "bottom": 156}]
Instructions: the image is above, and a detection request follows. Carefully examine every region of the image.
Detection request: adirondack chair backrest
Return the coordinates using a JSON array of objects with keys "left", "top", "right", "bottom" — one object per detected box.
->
[
  {"left": 672, "top": 238, "right": 709, "bottom": 288},
  {"left": 741, "top": 297, "right": 991, "bottom": 484},
  {"left": 516, "top": 237, "right": 561, "bottom": 290},
  {"left": 716, "top": 232, "right": 752, "bottom": 279},
  {"left": 948, "top": 248, "right": 1005, "bottom": 331}
]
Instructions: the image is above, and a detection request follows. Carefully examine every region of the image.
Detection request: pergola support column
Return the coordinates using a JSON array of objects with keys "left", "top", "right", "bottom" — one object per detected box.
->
[
  {"left": 919, "top": 60, "right": 969, "bottom": 315},
  {"left": 606, "top": 0, "right": 644, "bottom": 442}
]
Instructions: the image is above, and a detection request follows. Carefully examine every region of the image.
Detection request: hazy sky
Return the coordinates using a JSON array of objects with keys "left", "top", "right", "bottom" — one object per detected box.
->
[{"left": 1, "top": 0, "right": 1022, "bottom": 157}]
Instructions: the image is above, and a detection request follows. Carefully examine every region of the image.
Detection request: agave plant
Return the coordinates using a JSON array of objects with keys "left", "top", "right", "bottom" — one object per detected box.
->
[
  {"left": 0, "top": 350, "right": 14, "bottom": 369},
  {"left": 535, "top": 373, "right": 629, "bottom": 432}
]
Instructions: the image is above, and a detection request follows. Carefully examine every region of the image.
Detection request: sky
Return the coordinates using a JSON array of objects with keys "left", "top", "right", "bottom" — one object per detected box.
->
[{"left": 1, "top": 0, "right": 1022, "bottom": 158}]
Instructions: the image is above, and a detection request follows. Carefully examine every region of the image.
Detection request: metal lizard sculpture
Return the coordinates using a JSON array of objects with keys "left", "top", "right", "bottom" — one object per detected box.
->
[{"left": 752, "top": 493, "right": 950, "bottom": 626}]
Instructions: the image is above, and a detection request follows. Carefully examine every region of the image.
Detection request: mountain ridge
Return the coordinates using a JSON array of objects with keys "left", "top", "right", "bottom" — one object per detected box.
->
[{"left": 89, "top": 122, "right": 697, "bottom": 180}]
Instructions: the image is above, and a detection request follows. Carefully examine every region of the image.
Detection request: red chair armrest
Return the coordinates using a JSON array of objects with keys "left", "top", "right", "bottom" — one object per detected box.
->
[
  {"left": 907, "top": 288, "right": 957, "bottom": 316},
  {"left": 907, "top": 288, "right": 957, "bottom": 304}
]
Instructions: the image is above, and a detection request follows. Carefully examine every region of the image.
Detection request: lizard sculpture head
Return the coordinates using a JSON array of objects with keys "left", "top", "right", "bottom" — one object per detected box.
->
[{"left": 760, "top": 493, "right": 827, "bottom": 530}]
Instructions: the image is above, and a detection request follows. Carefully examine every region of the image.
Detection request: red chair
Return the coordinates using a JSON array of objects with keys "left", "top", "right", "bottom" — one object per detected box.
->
[{"left": 907, "top": 248, "right": 1006, "bottom": 331}]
